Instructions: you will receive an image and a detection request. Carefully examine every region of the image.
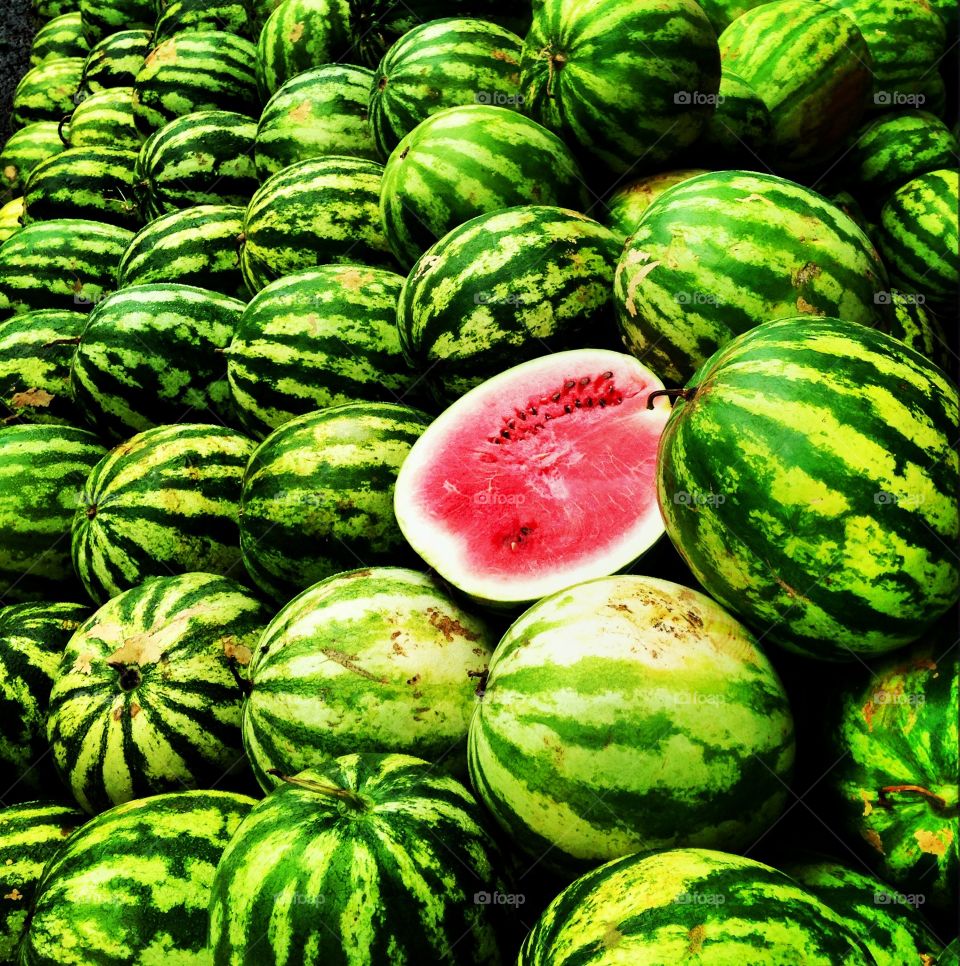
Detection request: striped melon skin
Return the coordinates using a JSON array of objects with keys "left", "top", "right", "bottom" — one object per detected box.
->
[
  {"left": 0, "top": 219, "right": 132, "bottom": 318},
  {"left": 11, "top": 58, "right": 85, "bottom": 130},
  {"left": 22, "top": 147, "right": 140, "bottom": 230},
  {"left": 369, "top": 17, "right": 523, "bottom": 157},
  {"left": 399, "top": 206, "right": 622, "bottom": 404},
  {"left": 77, "top": 0, "right": 154, "bottom": 44},
  {"left": 255, "top": 64, "right": 378, "bottom": 180},
  {"left": 20, "top": 790, "right": 255, "bottom": 966},
  {"left": 0, "top": 604, "right": 90, "bottom": 794},
  {"left": 154, "top": 0, "right": 255, "bottom": 41},
  {"left": 695, "top": 0, "right": 767, "bottom": 32},
  {"left": 72, "top": 424, "right": 255, "bottom": 605},
  {"left": 35, "top": 0, "right": 81, "bottom": 17},
  {"left": 62, "top": 87, "right": 141, "bottom": 150},
  {"left": 0, "top": 199, "right": 24, "bottom": 245},
  {"left": 877, "top": 290, "right": 951, "bottom": 373},
  {"left": 0, "top": 122, "right": 66, "bottom": 196},
  {"left": 209, "top": 754, "right": 506, "bottom": 966},
  {"left": 118, "top": 204, "right": 249, "bottom": 299},
  {"left": 520, "top": 0, "right": 721, "bottom": 176},
  {"left": 227, "top": 265, "right": 417, "bottom": 438},
  {"left": 878, "top": 169, "right": 958, "bottom": 306},
  {"left": 239, "top": 402, "right": 431, "bottom": 600},
  {"left": 78, "top": 29, "right": 151, "bottom": 97},
  {"left": 71, "top": 283, "right": 244, "bottom": 440},
  {"left": 613, "top": 170, "right": 890, "bottom": 384},
  {"left": 603, "top": 169, "right": 708, "bottom": 242},
  {"left": 0, "top": 425, "right": 106, "bottom": 605},
  {"left": 698, "top": 66, "right": 772, "bottom": 165},
  {"left": 832, "top": 640, "right": 958, "bottom": 917},
  {"left": 0, "top": 800, "right": 86, "bottom": 961},
  {"left": 242, "top": 567, "right": 495, "bottom": 790},
  {"left": 518, "top": 849, "right": 877, "bottom": 965},
  {"left": 380, "top": 105, "right": 589, "bottom": 270},
  {"left": 0, "top": 309, "right": 86, "bottom": 426},
  {"left": 240, "top": 156, "right": 395, "bottom": 294},
  {"left": 468, "top": 575, "right": 794, "bottom": 874},
  {"left": 46, "top": 573, "right": 269, "bottom": 813},
  {"left": 657, "top": 316, "right": 959, "bottom": 658},
  {"left": 132, "top": 31, "right": 260, "bottom": 138},
  {"left": 29, "top": 12, "right": 90, "bottom": 67},
  {"left": 783, "top": 859, "right": 945, "bottom": 965},
  {"left": 255, "top": 0, "right": 353, "bottom": 100},
  {"left": 719, "top": 0, "right": 873, "bottom": 169},
  {"left": 134, "top": 111, "right": 258, "bottom": 220}
]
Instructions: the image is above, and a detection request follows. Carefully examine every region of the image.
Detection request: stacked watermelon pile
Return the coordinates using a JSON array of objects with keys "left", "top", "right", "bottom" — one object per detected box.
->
[{"left": 0, "top": 0, "right": 956, "bottom": 961}]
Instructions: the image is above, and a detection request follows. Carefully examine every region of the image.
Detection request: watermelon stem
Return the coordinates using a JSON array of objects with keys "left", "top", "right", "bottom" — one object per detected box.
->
[
  {"left": 267, "top": 769, "right": 367, "bottom": 810},
  {"left": 646, "top": 387, "right": 697, "bottom": 410},
  {"left": 877, "top": 785, "right": 954, "bottom": 811},
  {"left": 57, "top": 113, "right": 71, "bottom": 146},
  {"left": 44, "top": 337, "right": 82, "bottom": 348},
  {"left": 226, "top": 657, "right": 253, "bottom": 696},
  {"left": 468, "top": 668, "right": 489, "bottom": 697}
]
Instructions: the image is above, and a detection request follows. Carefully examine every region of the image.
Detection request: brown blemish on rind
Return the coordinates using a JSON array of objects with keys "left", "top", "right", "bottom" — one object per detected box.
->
[
  {"left": 321, "top": 649, "right": 386, "bottom": 683},
  {"left": 687, "top": 925, "right": 706, "bottom": 954},
  {"left": 427, "top": 608, "right": 478, "bottom": 642}
]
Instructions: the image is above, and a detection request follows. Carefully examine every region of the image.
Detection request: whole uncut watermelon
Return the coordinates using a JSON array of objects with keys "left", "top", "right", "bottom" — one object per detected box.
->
[
  {"left": 520, "top": 0, "right": 721, "bottom": 177},
  {"left": 0, "top": 122, "right": 66, "bottom": 195},
  {"left": 19, "top": 790, "right": 255, "bottom": 966},
  {"left": 154, "top": 0, "right": 255, "bottom": 41},
  {"left": 875, "top": 289, "right": 951, "bottom": 373},
  {"left": 209, "top": 754, "right": 508, "bottom": 965},
  {"left": 78, "top": 29, "right": 152, "bottom": 97},
  {"left": 11, "top": 58, "right": 85, "bottom": 129},
  {"left": 468, "top": 575, "right": 794, "bottom": 874},
  {"left": 657, "top": 316, "right": 959, "bottom": 658},
  {"left": 0, "top": 200, "right": 23, "bottom": 246},
  {"left": 602, "top": 168, "right": 708, "bottom": 241},
  {"left": 0, "top": 800, "right": 86, "bottom": 961},
  {"left": 29, "top": 12, "right": 89, "bottom": 67},
  {"left": 613, "top": 170, "right": 890, "bottom": 383},
  {"left": 239, "top": 402, "right": 431, "bottom": 599},
  {"left": 697, "top": 67, "right": 772, "bottom": 165},
  {"left": 0, "top": 603, "right": 89, "bottom": 793},
  {"left": 831, "top": 638, "right": 958, "bottom": 916},
  {"left": 78, "top": 0, "right": 154, "bottom": 44},
  {"left": 61, "top": 88, "right": 141, "bottom": 150},
  {"left": 46, "top": 573, "right": 269, "bottom": 813},
  {"left": 518, "top": 849, "right": 876, "bottom": 964}
]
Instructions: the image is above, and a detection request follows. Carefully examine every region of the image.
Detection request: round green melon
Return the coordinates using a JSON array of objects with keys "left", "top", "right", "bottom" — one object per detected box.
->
[
  {"left": 29, "top": 12, "right": 90, "bottom": 67},
  {"left": 62, "top": 87, "right": 141, "bottom": 150},
  {"left": 0, "top": 122, "right": 66, "bottom": 195},
  {"left": 78, "top": 0, "right": 154, "bottom": 44},
  {"left": 0, "top": 199, "right": 23, "bottom": 245},
  {"left": 697, "top": 66, "right": 772, "bottom": 166},
  {"left": 78, "top": 29, "right": 152, "bottom": 97},
  {"left": 154, "top": 0, "right": 255, "bottom": 41},
  {"left": 12, "top": 58, "right": 85, "bottom": 130},
  {"left": 603, "top": 168, "right": 708, "bottom": 241}
]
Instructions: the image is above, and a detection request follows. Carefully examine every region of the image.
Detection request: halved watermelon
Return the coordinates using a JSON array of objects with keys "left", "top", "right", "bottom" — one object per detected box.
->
[{"left": 394, "top": 349, "right": 670, "bottom": 607}]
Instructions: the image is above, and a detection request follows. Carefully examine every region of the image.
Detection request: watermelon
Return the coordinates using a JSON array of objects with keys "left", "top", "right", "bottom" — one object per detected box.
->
[
  {"left": 71, "top": 283, "right": 244, "bottom": 440},
  {"left": 29, "top": 12, "right": 90, "bottom": 67},
  {"left": 61, "top": 87, "right": 141, "bottom": 150},
  {"left": 695, "top": 0, "right": 766, "bottom": 32},
  {"left": 518, "top": 848, "right": 876, "bottom": 964},
  {"left": 878, "top": 169, "right": 958, "bottom": 306},
  {"left": 242, "top": 567, "right": 495, "bottom": 790},
  {"left": 399, "top": 206, "right": 622, "bottom": 404},
  {"left": 0, "top": 309, "right": 86, "bottom": 425},
  {"left": 657, "top": 315, "right": 959, "bottom": 658},
  {"left": 718, "top": 0, "right": 873, "bottom": 169},
  {"left": 117, "top": 204, "right": 249, "bottom": 299},
  {"left": 22, "top": 147, "right": 140, "bottom": 230},
  {"left": 0, "top": 800, "right": 86, "bottom": 961},
  {"left": 255, "top": 0, "right": 353, "bottom": 100},
  {"left": 78, "top": 29, "right": 151, "bottom": 97},
  {"left": 369, "top": 17, "right": 523, "bottom": 157},
  {"left": 35, "top": 0, "right": 81, "bottom": 17},
  {"left": 72, "top": 424, "right": 255, "bottom": 604},
  {"left": 0, "top": 199, "right": 23, "bottom": 246},
  {"left": 227, "top": 265, "right": 418, "bottom": 438},
  {"left": 0, "top": 122, "right": 66, "bottom": 196},
  {"left": 875, "top": 289, "right": 951, "bottom": 373},
  {"left": 0, "top": 425, "right": 106, "bottom": 604},
  {"left": 254, "top": 64, "right": 378, "bottom": 180},
  {"left": 239, "top": 401, "right": 431, "bottom": 600},
  {"left": 783, "top": 858, "right": 945, "bottom": 964},
  {"left": 846, "top": 110, "right": 958, "bottom": 200},
  {"left": 602, "top": 168, "right": 708, "bottom": 241},
  {"left": 394, "top": 349, "right": 671, "bottom": 607},
  {"left": 154, "top": 0, "right": 255, "bottom": 41},
  {"left": 380, "top": 104, "right": 589, "bottom": 270},
  {"left": 134, "top": 111, "right": 258, "bottom": 220},
  {"left": 46, "top": 573, "right": 268, "bottom": 813},
  {"left": 520, "top": 0, "right": 721, "bottom": 177},
  {"left": 697, "top": 66, "right": 772, "bottom": 165},
  {"left": 209, "top": 753, "right": 508, "bottom": 965},
  {"left": 832, "top": 638, "right": 958, "bottom": 916},
  {"left": 0, "top": 603, "right": 90, "bottom": 793},
  {"left": 469, "top": 575, "right": 794, "bottom": 873},
  {"left": 0, "top": 219, "right": 133, "bottom": 318},
  {"left": 132, "top": 31, "right": 260, "bottom": 138},
  {"left": 12, "top": 58, "right": 85, "bottom": 130},
  {"left": 78, "top": 0, "right": 154, "bottom": 43},
  {"left": 240, "top": 156, "right": 395, "bottom": 294},
  {"left": 19, "top": 790, "right": 255, "bottom": 965},
  {"left": 613, "top": 169, "right": 890, "bottom": 384}
]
